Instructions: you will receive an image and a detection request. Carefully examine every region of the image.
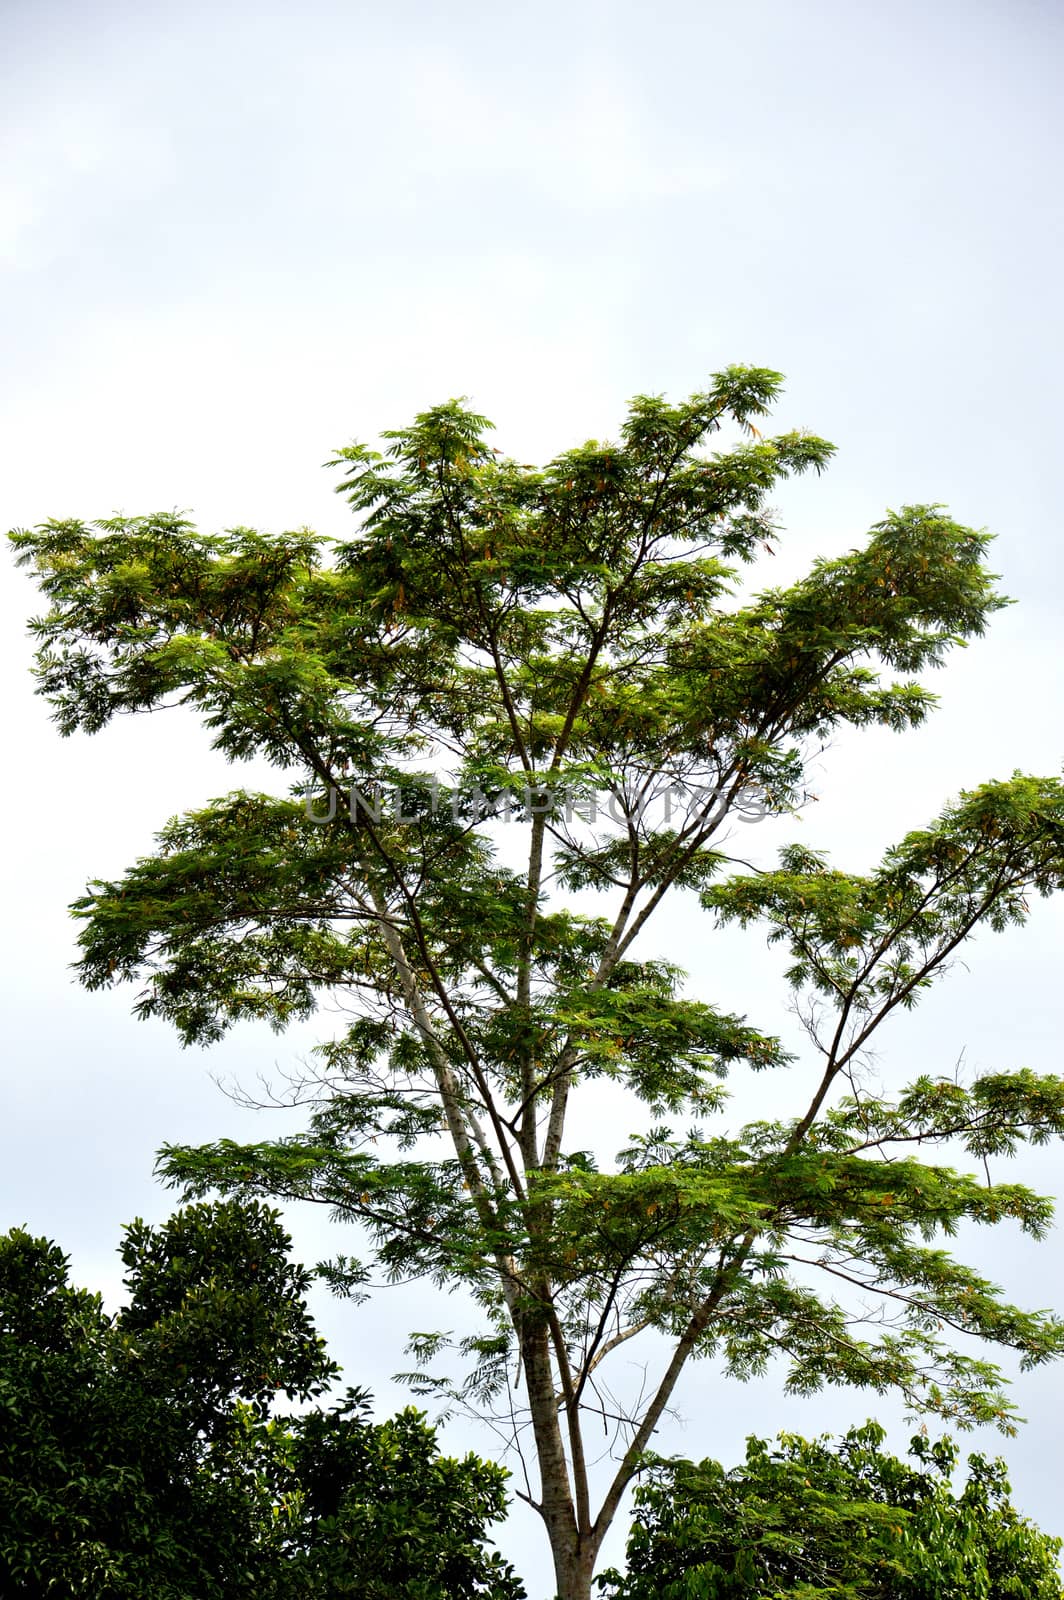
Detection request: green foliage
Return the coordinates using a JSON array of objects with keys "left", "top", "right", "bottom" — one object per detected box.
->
[
  {"left": 0, "top": 1200, "right": 327, "bottom": 1597},
  {"left": 279, "top": 1391, "right": 523, "bottom": 1598},
  {"left": 598, "top": 1422, "right": 1063, "bottom": 1599},
  {"left": 118, "top": 1199, "right": 331, "bottom": 1429},
  {"left": 0, "top": 1205, "right": 521, "bottom": 1599},
  {"left": 12, "top": 366, "right": 1064, "bottom": 1597}
]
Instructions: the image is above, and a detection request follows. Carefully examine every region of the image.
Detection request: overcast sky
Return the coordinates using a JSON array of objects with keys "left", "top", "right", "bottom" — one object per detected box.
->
[{"left": 3, "top": 0, "right": 1063, "bottom": 1588}]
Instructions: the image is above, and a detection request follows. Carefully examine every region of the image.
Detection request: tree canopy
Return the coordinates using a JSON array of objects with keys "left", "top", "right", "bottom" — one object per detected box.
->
[
  {"left": 0, "top": 1203, "right": 522, "bottom": 1598},
  {"left": 12, "top": 365, "right": 1064, "bottom": 1599},
  {"left": 599, "top": 1421, "right": 1063, "bottom": 1600}
]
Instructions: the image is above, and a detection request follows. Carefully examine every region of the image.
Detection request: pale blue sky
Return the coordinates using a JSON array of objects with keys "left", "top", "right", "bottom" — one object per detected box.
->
[{"left": 3, "top": 0, "right": 1063, "bottom": 1588}]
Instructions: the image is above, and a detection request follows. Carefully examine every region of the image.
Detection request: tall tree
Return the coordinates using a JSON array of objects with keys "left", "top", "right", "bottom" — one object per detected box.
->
[{"left": 12, "top": 367, "right": 1064, "bottom": 1600}]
